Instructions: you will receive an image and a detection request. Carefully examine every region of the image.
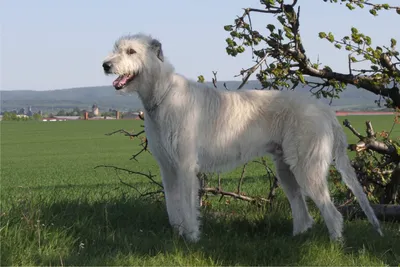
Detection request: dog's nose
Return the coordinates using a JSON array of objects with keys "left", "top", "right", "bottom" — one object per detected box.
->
[{"left": 102, "top": 62, "right": 112, "bottom": 72}]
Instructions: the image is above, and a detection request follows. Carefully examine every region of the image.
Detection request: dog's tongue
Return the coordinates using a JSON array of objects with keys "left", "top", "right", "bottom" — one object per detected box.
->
[{"left": 113, "top": 75, "right": 130, "bottom": 88}]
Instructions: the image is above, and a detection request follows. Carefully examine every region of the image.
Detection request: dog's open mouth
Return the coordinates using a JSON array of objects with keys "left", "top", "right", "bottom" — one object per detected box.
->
[{"left": 112, "top": 73, "right": 136, "bottom": 90}]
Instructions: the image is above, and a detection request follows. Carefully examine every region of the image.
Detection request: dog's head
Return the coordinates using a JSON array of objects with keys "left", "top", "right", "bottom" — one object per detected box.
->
[{"left": 102, "top": 34, "right": 165, "bottom": 92}]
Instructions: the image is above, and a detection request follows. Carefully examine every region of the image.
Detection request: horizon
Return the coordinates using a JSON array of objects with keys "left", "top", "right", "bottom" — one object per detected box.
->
[{"left": 1, "top": 1, "right": 399, "bottom": 91}]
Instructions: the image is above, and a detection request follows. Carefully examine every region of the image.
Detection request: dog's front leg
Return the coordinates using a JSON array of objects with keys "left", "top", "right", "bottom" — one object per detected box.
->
[
  {"left": 160, "top": 166, "right": 184, "bottom": 234},
  {"left": 160, "top": 163, "right": 201, "bottom": 242},
  {"left": 175, "top": 167, "right": 201, "bottom": 242}
]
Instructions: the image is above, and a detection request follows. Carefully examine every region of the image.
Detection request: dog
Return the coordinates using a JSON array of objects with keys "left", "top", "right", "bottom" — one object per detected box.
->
[{"left": 102, "top": 33, "right": 382, "bottom": 242}]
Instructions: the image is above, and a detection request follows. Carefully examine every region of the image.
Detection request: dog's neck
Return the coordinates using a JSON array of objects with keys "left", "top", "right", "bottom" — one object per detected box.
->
[{"left": 137, "top": 64, "right": 175, "bottom": 115}]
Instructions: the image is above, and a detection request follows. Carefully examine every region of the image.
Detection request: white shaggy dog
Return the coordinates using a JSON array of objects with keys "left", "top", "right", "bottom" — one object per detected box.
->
[{"left": 102, "top": 33, "right": 383, "bottom": 242}]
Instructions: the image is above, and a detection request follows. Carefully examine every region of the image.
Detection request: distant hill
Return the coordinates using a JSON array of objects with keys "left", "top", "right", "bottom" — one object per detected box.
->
[{"left": 0, "top": 78, "right": 384, "bottom": 113}]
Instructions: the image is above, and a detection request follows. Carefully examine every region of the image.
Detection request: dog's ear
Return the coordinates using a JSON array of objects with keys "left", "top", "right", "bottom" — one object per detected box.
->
[{"left": 150, "top": 39, "right": 164, "bottom": 62}]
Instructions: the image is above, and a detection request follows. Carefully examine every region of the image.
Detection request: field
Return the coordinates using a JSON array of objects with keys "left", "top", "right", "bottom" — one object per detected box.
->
[{"left": 1, "top": 115, "right": 399, "bottom": 266}]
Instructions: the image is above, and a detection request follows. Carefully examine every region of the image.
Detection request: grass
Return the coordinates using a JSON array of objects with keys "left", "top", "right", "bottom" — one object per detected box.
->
[{"left": 0, "top": 115, "right": 399, "bottom": 266}]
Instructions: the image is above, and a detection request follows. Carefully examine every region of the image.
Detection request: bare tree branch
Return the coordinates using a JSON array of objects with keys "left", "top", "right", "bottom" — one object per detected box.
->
[
  {"left": 343, "top": 120, "right": 399, "bottom": 159},
  {"left": 343, "top": 119, "right": 364, "bottom": 139},
  {"left": 237, "top": 53, "right": 269, "bottom": 90},
  {"left": 212, "top": 71, "right": 218, "bottom": 88},
  {"left": 105, "top": 129, "right": 145, "bottom": 138},
  {"left": 130, "top": 137, "right": 150, "bottom": 161},
  {"left": 202, "top": 187, "right": 270, "bottom": 204},
  {"left": 95, "top": 165, "right": 163, "bottom": 188}
]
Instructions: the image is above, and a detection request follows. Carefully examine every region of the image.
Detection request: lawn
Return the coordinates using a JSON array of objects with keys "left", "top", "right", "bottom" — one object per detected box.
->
[{"left": 0, "top": 115, "right": 399, "bottom": 266}]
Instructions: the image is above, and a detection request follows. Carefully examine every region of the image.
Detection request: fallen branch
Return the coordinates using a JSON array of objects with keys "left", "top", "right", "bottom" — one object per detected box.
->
[
  {"left": 341, "top": 119, "right": 399, "bottom": 205},
  {"left": 202, "top": 187, "right": 270, "bottom": 205},
  {"left": 338, "top": 204, "right": 400, "bottom": 222}
]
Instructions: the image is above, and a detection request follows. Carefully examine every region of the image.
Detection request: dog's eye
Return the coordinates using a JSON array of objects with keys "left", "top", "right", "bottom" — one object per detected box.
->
[{"left": 127, "top": 48, "right": 136, "bottom": 55}]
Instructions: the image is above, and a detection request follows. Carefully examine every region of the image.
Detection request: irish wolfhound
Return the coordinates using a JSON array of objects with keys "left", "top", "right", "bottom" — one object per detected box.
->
[{"left": 102, "top": 33, "right": 382, "bottom": 242}]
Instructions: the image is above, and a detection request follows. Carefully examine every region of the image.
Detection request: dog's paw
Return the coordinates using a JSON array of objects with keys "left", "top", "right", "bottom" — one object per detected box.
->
[
  {"left": 184, "top": 229, "right": 200, "bottom": 243},
  {"left": 293, "top": 217, "right": 315, "bottom": 236}
]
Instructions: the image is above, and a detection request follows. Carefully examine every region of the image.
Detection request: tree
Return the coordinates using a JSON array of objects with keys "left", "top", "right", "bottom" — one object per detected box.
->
[
  {"left": 32, "top": 113, "right": 43, "bottom": 121},
  {"left": 56, "top": 109, "right": 66, "bottom": 116},
  {"left": 220, "top": 0, "right": 400, "bottom": 208},
  {"left": 2, "top": 112, "right": 16, "bottom": 121},
  {"left": 222, "top": 0, "right": 400, "bottom": 108}
]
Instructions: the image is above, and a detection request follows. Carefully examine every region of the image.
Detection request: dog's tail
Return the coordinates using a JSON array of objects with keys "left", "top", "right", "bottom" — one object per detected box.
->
[{"left": 332, "top": 121, "right": 383, "bottom": 236}]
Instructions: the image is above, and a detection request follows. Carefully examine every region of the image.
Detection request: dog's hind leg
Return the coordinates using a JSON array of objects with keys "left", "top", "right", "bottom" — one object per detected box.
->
[
  {"left": 291, "top": 153, "right": 344, "bottom": 241},
  {"left": 273, "top": 154, "right": 314, "bottom": 235}
]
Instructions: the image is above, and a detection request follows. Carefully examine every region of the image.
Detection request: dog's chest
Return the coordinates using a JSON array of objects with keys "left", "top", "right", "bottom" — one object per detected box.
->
[{"left": 144, "top": 116, "right": 178, "bottom": 159}]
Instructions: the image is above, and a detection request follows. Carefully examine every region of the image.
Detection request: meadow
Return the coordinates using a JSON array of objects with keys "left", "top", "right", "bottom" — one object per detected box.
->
[{"left": 1, "top": 115, "right": 399, "bottom": 266}]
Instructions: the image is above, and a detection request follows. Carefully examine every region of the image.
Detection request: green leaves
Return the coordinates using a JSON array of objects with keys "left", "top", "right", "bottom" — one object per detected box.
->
[
  {"left": 391, "top": 38, "right": 397, "bottom": 49},
  {"left": 197, "top": 75, "right": 205, "bottom": 83},
  {"left": 266, "top": 24, "right": 275, "bottom": 32},
  {"left": 318, "top": 32, "right": 335, "bottom": 42},
  {"left": 264, "top": 0, "right": 276, "bottom": 6},
  {"left": 365, "top": 36, "right": 372, "bottom": 45},
  {"left": 327, "top": 32, "right": 335, "bottom": 42},
  {"left": 371, "top": 65, "right": 379, "bottom": 71},
  {"left": 225, "top": 38, "right": 236, "bottom": 47},
  {"left": 277, "top": 15, "right": 286, "bottom": 25},
  {"left": 236, "top": 46, "right": 245, "bottom": 53},
  {"left": 369, "top": 9, "right": 378, "bottom": 16},
  {"left": 284, "top": 26, "right": 294, "bottom": 39},
  {"left": 319, "top": 32, "right": 327, "bottom": 39},
  {"left": 335, "top": 44, "right": 342, "bottom": 49},
  {"left": 346, "top": 3, "right": 355, "bottom": 10},
  {"left": 225, "top": 37, "right": 245, "bottom": 57},
  {"left": 224, "top": 25, "right": 233, "bottom": 31},
  {"left": 295, "top": 71, "right": 306, "bottom": 84}
]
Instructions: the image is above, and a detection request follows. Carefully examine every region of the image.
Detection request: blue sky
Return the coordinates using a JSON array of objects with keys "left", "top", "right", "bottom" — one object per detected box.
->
[{"left": 1, "top": 0, "right": 399, "bottom": 91}]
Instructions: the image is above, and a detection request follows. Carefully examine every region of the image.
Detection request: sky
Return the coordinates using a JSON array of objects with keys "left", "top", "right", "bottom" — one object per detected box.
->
[{"left": 1, "top": 0, "right": 399, "bottom": 91}]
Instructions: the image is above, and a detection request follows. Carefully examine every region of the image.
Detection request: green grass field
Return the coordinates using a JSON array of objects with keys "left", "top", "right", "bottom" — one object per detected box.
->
[{"left": 1, "top": 115, "right": 399, "bottom": 266}]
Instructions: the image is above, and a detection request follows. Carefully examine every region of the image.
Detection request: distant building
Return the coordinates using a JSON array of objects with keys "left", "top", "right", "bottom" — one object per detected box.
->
[
  {"left": 122, "top": 112, "right": 140, "bottom": 120},
  {"left": 92, "top": 104, "right": 99, "bottom": 116},
  {"left": 90, "top": 116, "right": 116, "bottom": 120},
  {"left": 53, "top": 116, "right": 81, "bottom": 120},
  {"left": 27, "top": 106, "right": 33, "bottom": 117}
]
